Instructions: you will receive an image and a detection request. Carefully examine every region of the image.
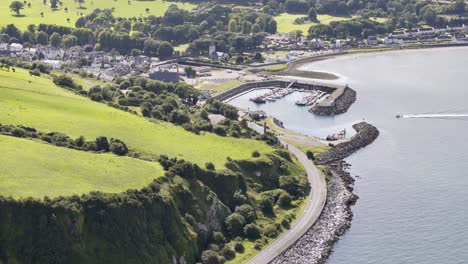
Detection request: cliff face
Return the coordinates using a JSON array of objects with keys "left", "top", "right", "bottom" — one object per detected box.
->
[
  {"left": 0, "top": 176, "right": 228, "bottom": 264},
  {"left": 0, "top": 152, "right": 306, "bottom": 264}
]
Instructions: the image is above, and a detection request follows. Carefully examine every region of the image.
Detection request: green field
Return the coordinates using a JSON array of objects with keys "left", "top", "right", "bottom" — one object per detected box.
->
[
  {"left": 0, "top": 69, "right": 273, "bottom": 169},
  {"left": 1, "top": 0, "right": 196, "bottom": 29},
  {"left": 274, "top": 13, "right": 356, "bottom": 33},
  {"left": 0, "top": 135, "right": 164, "bottom": 198}
]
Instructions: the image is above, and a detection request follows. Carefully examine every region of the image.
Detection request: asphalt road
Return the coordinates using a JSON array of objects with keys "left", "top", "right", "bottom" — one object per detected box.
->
[{"left": 246, "top": 138, "right": 327, "bottom": 264}]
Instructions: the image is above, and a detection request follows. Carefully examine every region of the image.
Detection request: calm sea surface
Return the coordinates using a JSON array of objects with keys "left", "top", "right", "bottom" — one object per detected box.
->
[{"left": 229, "top": 47, "right": 468, "bottom": 264}]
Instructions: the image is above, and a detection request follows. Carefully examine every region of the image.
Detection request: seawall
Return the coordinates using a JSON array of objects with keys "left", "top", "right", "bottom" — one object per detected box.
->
[{"left": 316, "top": 122, "right": 379, "bottom": 164}]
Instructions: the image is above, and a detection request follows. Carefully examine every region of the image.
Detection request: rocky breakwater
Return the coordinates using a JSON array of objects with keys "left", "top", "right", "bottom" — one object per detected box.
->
[
  {"left": 271, "top": 122, "right": 378, "bottom": 264},
  {"left": 316, "top": 122, "right": 379, "bottom": 165},
  {"left": 310, "top": 86, "right": 356, "bottom": 116}
]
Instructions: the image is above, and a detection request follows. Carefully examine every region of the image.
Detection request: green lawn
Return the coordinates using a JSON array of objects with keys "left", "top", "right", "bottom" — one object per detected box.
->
[
  {"left": 0, "top": 135, "right": 164, "bottom": 199},
  {"left": 1, "top": 0, "right": 196, "bottom": 29},
  {"left": 198, "top": 79, "right": 242, "bottom": 95},
  {"left": 274, "top": 13, "right": 356, "bottom": 33},
  {"left": 0, "top": 69, "right": 273, "bottom": 169}
]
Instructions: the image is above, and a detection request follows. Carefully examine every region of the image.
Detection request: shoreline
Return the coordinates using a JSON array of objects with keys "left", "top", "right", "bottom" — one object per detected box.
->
[
  {"left": 279, "top": 43, "right": 468, "bottom": 80},
  {"left": 271, "top": 160, "right": 357, "bottom": 264},
  {"left": 270, "top": 122, "right": 378, "bottom": 264}
]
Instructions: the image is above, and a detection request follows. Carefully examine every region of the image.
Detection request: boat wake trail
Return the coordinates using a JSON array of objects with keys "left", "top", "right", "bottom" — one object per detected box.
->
[{"left": 398, "top": 113, "right": 468, "bottom": 121}]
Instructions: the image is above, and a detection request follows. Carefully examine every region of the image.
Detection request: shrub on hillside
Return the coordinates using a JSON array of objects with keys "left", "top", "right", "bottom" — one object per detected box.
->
[
  {"left": 225, "top": 213, "right": 246, "bottom": 237},
  {"left": 205, "top": 162, "right": 215, "bottom": 170},
  {"left": 278, "top": 193, "right": 292, "bottom": 208},
  {"left": 233, "top": 242, "right": 245, "bottom": 253},
  {"left": 263, "top": 224, "right": 279, "bottom": 238},
  {"left": 110, "top": 139, "right": 128, "bottom": 156},
  {"left": 95, "top": 136, "right": 110, "bottom": 152},
  {"left": 260, "top": 195, "right": 275, "bottom": 215},
  {"left": 235, "top": 205, "right": 256, "bottom": 223},
  {"left": 244, "top": 223, "right": 261, "bottom": 239},
  {"left": 252, "top": 150, "right": 260, "bottom": 157},
  {"left": 221, "top": 246, "right": 236, "bottom": 260},
  {"left": 201, "top": 250, "right": 221, "bottom": 264},
  {"left": 11, "top": 127, "right": 25, "bottom": 137}
]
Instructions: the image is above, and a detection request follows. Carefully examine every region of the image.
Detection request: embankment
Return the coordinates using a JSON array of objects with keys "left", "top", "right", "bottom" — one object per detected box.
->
[
  {"left": 316, "top": 122, "right": 379, "bottom": 164},
  {"left": 271, "top": 122, "right": 378, "bottom": 264},
  {"left": 271, "top": 161, "right": 357, "bottom": 264},
  {"left": 310, "top": 87, "right": 357, "bottom": 116}
]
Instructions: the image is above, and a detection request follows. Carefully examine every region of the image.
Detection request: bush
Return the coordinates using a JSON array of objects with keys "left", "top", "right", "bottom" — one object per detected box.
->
[
  {"left": 90, "top": 93, "right": 103, "bottom": 102},
  {"left": 263, "top": 224, "right": 279, "bottom": 238},
  {"left": 11, "top": 127, "right": 25, "bottom": 137},
  {"left": 225, "top": 213, "right": 246, "bottom": 237},
  {"left": 53, "top": 75, "right": 79, "bottom": 90},
  {"left": 278, "top": 193, "right": 292, "bottom": 208},
  {"left": 279, "top": 176, "right": 300, "bottom": 196},
  {"left": 251, "top": 150, "right": 260, "bottom": 157},
  {"left": 141, "top": 107, "right": 151, "bottom": 117},
  {"left": 235, "top": 205, "right": 256, "bottom": 223},
  {"left": 201, "top": 250, "right": 221, "bottom": 264},
  {"left": 205, "top": 162, "right": 215, "bottom": 170},
  {"left": 259, "top": 196, "right": 275, "bottom": 215},
  {"left": 221, "top": 246, "right": 236, "bottom": 260},
  {"left": 233, "top": 242, "right": 245, "bottom": 253},
  {"left": 211, "top": 231, "right": 226, "bottom": 245},
  {"left": 244, "top": 223, "right": 261, "bottom": 240},
  {"left": 110, "top": 139, "right": 128, "bottom": 156},
  {"left": 213, "top": 125, "right": 227, "bottom": 136},
  {"left": 306, "top": 150, "right": 315, "bottom": 160},
  {"left": 95, "top": 136, "right": 110, "bottom": 151}
]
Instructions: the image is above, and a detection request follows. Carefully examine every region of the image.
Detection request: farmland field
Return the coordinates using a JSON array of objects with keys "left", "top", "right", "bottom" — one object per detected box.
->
[
  {"left": 274, "top": 13, "right": 356, "bottom": 33},
  {"left": 0, "top": 135, "right": 165, "bottom": 199},
  {"left": 2, "top": 0, "right": 196, "bottom": 29},
  {"left": 0, "top": 69, "right": 273, "bottom": 169}
]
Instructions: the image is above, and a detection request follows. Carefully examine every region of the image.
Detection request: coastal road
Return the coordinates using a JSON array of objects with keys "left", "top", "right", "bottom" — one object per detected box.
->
[{"left": 246, "top": 138, "right": 327, "bottom": 264}]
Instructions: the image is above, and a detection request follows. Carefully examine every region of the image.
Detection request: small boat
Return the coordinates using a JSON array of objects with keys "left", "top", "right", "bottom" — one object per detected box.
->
[
  {"left": 396, "top": 114, "right": 402, "bottom": 118},
  {"left": 251, "top": 96, "right": 266, "bottom": 104}
]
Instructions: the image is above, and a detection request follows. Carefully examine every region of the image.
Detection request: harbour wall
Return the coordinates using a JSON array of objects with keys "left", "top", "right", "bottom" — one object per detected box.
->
[{"left": 214, "top": 80, "right": 355, "bottom": 116}]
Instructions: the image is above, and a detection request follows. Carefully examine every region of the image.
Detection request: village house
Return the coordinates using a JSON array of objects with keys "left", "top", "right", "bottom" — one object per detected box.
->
[
  {"left": 437, "top": 35, "right": 452, "bottom": 42},
  {"left": 208, "top": 44, "right": 230, "bottom": 62},
  {"left": 418, "top": 27, "right": 434, "bottom": 34}
]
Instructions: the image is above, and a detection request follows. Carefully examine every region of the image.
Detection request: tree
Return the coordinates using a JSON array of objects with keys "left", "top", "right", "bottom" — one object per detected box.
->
[
  {"left": 201, "top": 250, "right": 221, "bottom": 264},
  {"left": 242, "top": 21, "right": 252, "bottom": 34},
  {"left": 308, "top": 7, "right": 318, "bottom": 21},
  {"left": 158, "top": 41, "right": 173, "bottom": 59},
  {"left": 225, "top": 213, "right": 245, "bottom": 237},
  {"left": 423, "top": 9, "right": 437, "bottom": 25},
  {"left": 110, "top": 139, "right": 128, "bottom": 156},
  {"left": 228, "top": 19, "right": 237, "bottom": 32},
  {"left": 95, "top": 136, "right": 110, "bottom": 151},
  {"left": 36, "top": 31, "right": 48, "bottom": 45},
  {"left": 253, "top": 52, "right": 263, "bottom": 62},
  {"left": 235, "top": 205, "right": 256, "bottom": 223},
  {"left": 278, "top": 193, "right": 292, "bottom": 207},
  {"left": 50, "top": 0, "right": 58, "bottom": 10},
  {"left": 50, "top": 32, "right": 61, "bottom": 47},
  {"left": 185, "top": 66, "right": 196, "bottom": 78},
  {"left": 244, "top": 223, "right": 261, "bottom": 239},
  {"left": 10, "top": 1, "right": 24, "bottom": 16},
  {"left": 251, "top": 23, "right": 261, "bottom": 33},
  {"left": 78, "top": 0, "right": 85, "bottom": 8}
]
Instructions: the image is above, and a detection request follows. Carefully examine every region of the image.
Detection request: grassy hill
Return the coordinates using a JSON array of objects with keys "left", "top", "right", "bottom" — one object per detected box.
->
[
  {"left": 0, "top": 68, "right": 273, "bottom": 196},
  {"left": 1, "top": 0, "right": 196, "bottom": 29},
  {"left": 275, "top": 13, "right": 356, "bottom": 33},
  {"left": 0, "top": 135, "right": 164, "bottom": 199}
]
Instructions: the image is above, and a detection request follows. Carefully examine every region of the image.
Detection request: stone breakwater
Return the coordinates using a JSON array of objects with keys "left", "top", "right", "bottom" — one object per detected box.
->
[
  {"left": 271, "top": 161, "right": 358, "bottom": 264},
  {"left": 310, "top": 87, "right": 356, "bottom": 116},
  {"left": 317, "top": 122, "right": 379, "bottom": 164}
]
